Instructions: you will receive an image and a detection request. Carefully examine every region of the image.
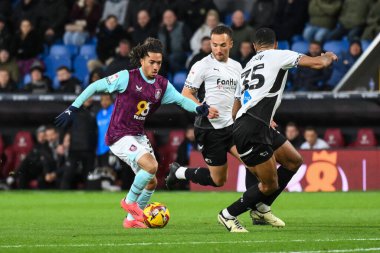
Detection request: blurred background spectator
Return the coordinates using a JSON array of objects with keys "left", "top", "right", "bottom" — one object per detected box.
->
[
  {"left": 64, "top": 0, "right": 102, "bottom": 46},
  {"left": 36, "top": 0, "right": 68, "bottom": 45},
  {"left": 14, "top": 19, "right": 43, "bottom": 77},
  {"left": 101, "top": 0, "right": 129, "bottom": 26},
  {"left": 0, "top": 69, "right": 16, "bottom": 92},
  {"left": 303, "top": 0, "right": 342, "bottom": 43},
  {"left": 301, "top": 126, "right": 330, "bottom": 150},
  {"left": 190, "top": 9, "right": 221, "bottom": 60},
  {"left": 96, "top": 93, "right": 114, "bottom": 167},
  {"left": 292, "top": 41, "right": 331, "bottom": 91},
  {"left": 105, "top": 39, "right": 133, "bottom": 76},
  {"left": 0, "top": 15, "right": 13, "bottom": 52},
  {"left": 158, "top": 9, "right": 192, "bottom": 74},
  {"left": 327, "top": 0, "right": 371, "bottom": 41},
  {"left": 55, "top": 66, "right": 82, "bottom": 94},
  {"left": 285, "top": 122, "right": 304, "bottom": 149},
  {"left": 325, "top": 39, "right": 362, "bottom": 90},
  {"left": 249, "top": 0, "right": 277, "bottom": 30},
  {"left": 0, "top": 48, "right": 19, "bottom": 84},
  {"left": 238, "top": 41, "right": 254, "bottom": 68},
  {"left": 129, "top": 9, "right": 157, "bottom": 46},
  {"left": 23, "top": 63, "right": 52, "bottom": 93},
  {"left": 12, "top": 0, "right": 40, "bottom": 29},
  {"left": 361, "top": 0, "right": 380, "bottom": 40},
  {"left": 230, "top": 10, "right": 254, "bottom": 60},
  {"left": 187, "top": 36, "right": 211, "bottom": 70}
]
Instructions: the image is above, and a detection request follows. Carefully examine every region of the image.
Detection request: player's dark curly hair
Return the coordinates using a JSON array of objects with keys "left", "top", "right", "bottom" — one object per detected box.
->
[
  {"left": 253, "top": 28, "right": 276, "bottom": 47},
  {"left": 130, "top": 37, "right": 163, "bottom": 67}
]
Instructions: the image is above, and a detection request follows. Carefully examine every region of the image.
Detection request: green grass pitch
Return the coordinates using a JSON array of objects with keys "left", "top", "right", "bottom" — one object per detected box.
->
[{"left": 0, "top": 191, "right": 379, "bottom": 253}]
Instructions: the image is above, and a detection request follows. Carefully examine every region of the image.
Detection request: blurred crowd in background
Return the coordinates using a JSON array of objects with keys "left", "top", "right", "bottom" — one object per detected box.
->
[{"left": 0, "top": 0, "right": 379, "bottom": 93}]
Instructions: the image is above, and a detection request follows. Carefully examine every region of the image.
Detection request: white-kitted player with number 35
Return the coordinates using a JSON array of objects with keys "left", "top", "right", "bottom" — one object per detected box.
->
[{"left": 218, "top": 27, "right": 338, "bottom": 232}]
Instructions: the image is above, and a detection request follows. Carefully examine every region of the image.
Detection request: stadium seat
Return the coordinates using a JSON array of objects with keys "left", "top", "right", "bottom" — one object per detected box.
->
[
  {"left": 80, "top": 44, "right": 97, "bottom": 58},
  {"left": 361, "top": 40, "right": 371, "bottom": 51},
  {"left": 353, "top": 128, "right": 377, "bottom": 147},
  {"left": 73, "top": 55, "right": 94, "bottom": 84},
  {"left": 12, "top": 131, "right": 34, "bottom": 170},
  {"left": 23, "top": 74, "right": 31, "bottom": 86},
  {"left": 324, "top": 40, "right": 349, "bottom": 55},
  {"left": 278, "top": 41, "right": 290, "bottom": 50},
  {"left": 44, "top": 55, "right": 72, "bottom": 79},
  {"left": 2, "top": 146, "right": 15, "bottom": 179},
  {"left": 50, "top": 45, "right": 71, "bottom": 57},
  {"left": 324, "top": 128, "right": 344, "bottom": 148},
  {"left": 0, "top": 134, "right": 4, "bottom": 156},
  {"left": 173, "top": 71, "right": 187, "bottom": 91},
  {"left": 291, "top": 41, "right": 309, "bottom": 54}
]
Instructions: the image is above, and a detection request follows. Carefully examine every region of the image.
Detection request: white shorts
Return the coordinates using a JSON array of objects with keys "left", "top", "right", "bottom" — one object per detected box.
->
[{"left": 109, "top": 135, "right": 155, "bottom": 174}]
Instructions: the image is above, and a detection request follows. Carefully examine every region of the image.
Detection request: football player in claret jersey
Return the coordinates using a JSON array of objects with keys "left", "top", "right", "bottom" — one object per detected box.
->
[
  {"left": 165, "top": 25, "right": 284, "bottom": 226},
  {"left": 218, "top": 28, "right": 338, "bottom": 232},
  {"left": 55, "top": 38, "right": 219, "bottom": 229}
]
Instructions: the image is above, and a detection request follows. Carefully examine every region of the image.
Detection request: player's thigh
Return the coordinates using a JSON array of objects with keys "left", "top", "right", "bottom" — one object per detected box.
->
[
  {"left": 229, "top": 145, "right": 244, "bottom": 163},
  {"left": 109, "top": 135, "right": 155, "bottom": 174},
  {"left": 247, "top": 156, "right": 278, "bottom": 195},
  {"left": 274, "top": 140, "right": 303, "bottom": 172}
]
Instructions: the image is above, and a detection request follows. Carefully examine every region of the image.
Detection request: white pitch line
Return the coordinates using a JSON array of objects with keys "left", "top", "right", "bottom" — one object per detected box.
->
[
  {"left": 0, "top": 238, "right": 379, "bottom": 249},
  {"left": 260, "top": 247, "right": 380, "bottom": 253}
]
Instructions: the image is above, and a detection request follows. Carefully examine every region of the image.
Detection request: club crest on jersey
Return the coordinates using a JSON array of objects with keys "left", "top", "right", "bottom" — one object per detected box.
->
[
  {"left": 106, "top": 73, "right": 119, "bottom": 85},
  {"left": 155, "top": 89, "right": 162, "bottom": 100},
  {"left": 129, "top": 144, "right": 137, "bottom": 152}
]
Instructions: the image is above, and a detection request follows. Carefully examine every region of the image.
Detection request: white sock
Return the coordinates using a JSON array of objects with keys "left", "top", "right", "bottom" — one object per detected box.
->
[
  {"left": 222, "top": 209, "right": 234, "bottom": 219},
  {"left": 256, "top": 202, "right": 271, "bottom": 213},
  {"left": 126, "top": 213, "right": 134, "bottom": 221},
  {"left": 175, "top": 166, "right": 187, "bottom": 180}
]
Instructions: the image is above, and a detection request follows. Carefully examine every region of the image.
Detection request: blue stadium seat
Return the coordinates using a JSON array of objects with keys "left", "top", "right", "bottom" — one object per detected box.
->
[
  {"left": 278, "top": 41, "right": 290, "bottom": 50},
  {"left": 73, "top": 55, "right": 94, "bottom": 85},
  {"left": 361, "top": 40, "right": 371, "bottom": 51},
  {"left": 80, "top": 44, "right": 97, "bottom": 58},
  {"left": 50, "top": 45, "right": 70, "bottom": 57},
  {"left": 173, "top": 71, "right": 187, "bottom": 91},
  {"left": 324, "top": 40, "right": 349, "bottom": 55},
  {"left": 52, "top": 76, "right": 60, "bottom": 90},
  {"left": 291, "top": 41, "right": 309, "bottom": 54},
  {"left": 22, "top": 74, "right": 31, "bottom": 87},
  {"left": 65, "top": 44, "right": 79, "bottom": 57},
  {"left": 224, "top": 13, "right": 233, "bottom": 26},
  {"left": 44, "top": 55, "right": 72, "bottom": 80}
]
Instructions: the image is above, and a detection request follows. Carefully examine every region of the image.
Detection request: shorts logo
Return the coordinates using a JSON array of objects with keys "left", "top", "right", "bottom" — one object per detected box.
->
[
  {"left": 129, "top": 144, "right": 137, "bottom": 152},
  {"left": 260, "top": 151, "right": 269, "bottom": 157},
  {"left": 155, "top": 89, "right": 162, "bottom": 100},
  {"left": 205, "top": 158, "right": 212, "bottom": 164}
]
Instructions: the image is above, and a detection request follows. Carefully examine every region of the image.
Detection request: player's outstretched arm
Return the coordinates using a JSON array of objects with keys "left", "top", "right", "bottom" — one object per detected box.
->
[
  {"left": 162, "top": 82, "right": 219, "bottom": 119},
  {"left": 182, "top": 86, "right": 201, "bottom": 105},
  {"left": 298, "top": 52, "right": 338, "bottom": 70},
  {"left": 55, "top": 70, "right": 129, "bottom": 128}
]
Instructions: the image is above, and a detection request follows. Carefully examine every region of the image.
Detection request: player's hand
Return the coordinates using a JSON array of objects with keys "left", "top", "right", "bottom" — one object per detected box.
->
[
  {"left": 270, "top": 120, "right": 278, "bottom": 129},
  {"left": 322, "top": 52, "right": 338, "bottom": 62},
  {"left": 207, "top": 107, "right": 219, "bottom": 119},
  {"left": 54, "top": 105, "right": 79, "bottom": 128}
]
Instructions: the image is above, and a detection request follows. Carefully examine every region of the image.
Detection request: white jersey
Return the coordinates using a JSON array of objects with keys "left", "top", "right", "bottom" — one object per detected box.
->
[
  {"left": 185, "top": 54, "right": 242, "bottom": 129},
  {"left": 235, "top": 49, "right": 302, "bottom": 125}
]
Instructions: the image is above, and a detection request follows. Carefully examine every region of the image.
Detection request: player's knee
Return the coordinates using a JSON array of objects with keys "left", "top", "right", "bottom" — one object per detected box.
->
[
  {"left": 286, "top": 154, "right": 303, "bottom": 172},
  {"left": 261, "top": 181, "right": 279, "bottom": 195},
  {"left": 212, "top": 177, "right": 226, "bottom": 187},
  {"left": 146, "top": 177, "right": 157, "bottom": 190},
  {"left": 144, "top": 160, "right": 158, "bottom": 174}
]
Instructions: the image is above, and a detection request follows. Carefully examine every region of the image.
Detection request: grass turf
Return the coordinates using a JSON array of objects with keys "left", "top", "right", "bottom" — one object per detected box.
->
[{"left": 0, "top": 191, "right": 379, "bottom": 253}]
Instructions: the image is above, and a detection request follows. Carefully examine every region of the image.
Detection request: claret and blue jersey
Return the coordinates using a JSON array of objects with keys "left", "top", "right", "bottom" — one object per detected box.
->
[{"left": 72, "top": 68, "right": 199, "bottom": 146}]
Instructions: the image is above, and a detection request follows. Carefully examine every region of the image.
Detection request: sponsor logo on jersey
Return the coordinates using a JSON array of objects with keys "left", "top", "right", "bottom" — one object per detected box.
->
[
  {"left": 136, "top": 85, "right": 143, "bottom": 92},
  {"left": 134, "top": 100, "right": 151, "bottom": 120},
  {"left": 216, "top": 78, "right": 238, "bottom": 89}
]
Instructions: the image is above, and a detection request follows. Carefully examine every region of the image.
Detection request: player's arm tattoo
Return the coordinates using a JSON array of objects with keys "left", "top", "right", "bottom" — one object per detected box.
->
[{"left": 184, "top": 85, "right": 198, "bottom": 92}]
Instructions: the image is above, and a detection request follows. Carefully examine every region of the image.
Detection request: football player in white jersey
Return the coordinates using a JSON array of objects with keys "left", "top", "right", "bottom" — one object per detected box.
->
[
  {"left": 166, "top": 25, "right": 284, "bottom": 227},
  {"left": 218, "top": 28, "right": 337, "bottom": 232}
]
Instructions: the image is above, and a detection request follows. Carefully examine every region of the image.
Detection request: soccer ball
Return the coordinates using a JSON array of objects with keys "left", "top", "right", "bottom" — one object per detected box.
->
[{"left": 143, "top": 202, "right": 170, "bottom": 228}]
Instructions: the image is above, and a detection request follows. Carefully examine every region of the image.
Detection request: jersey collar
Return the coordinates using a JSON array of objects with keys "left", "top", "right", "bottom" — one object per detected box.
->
[{"left": 139, "top": 67, "right": 155, "bottom": 84}]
